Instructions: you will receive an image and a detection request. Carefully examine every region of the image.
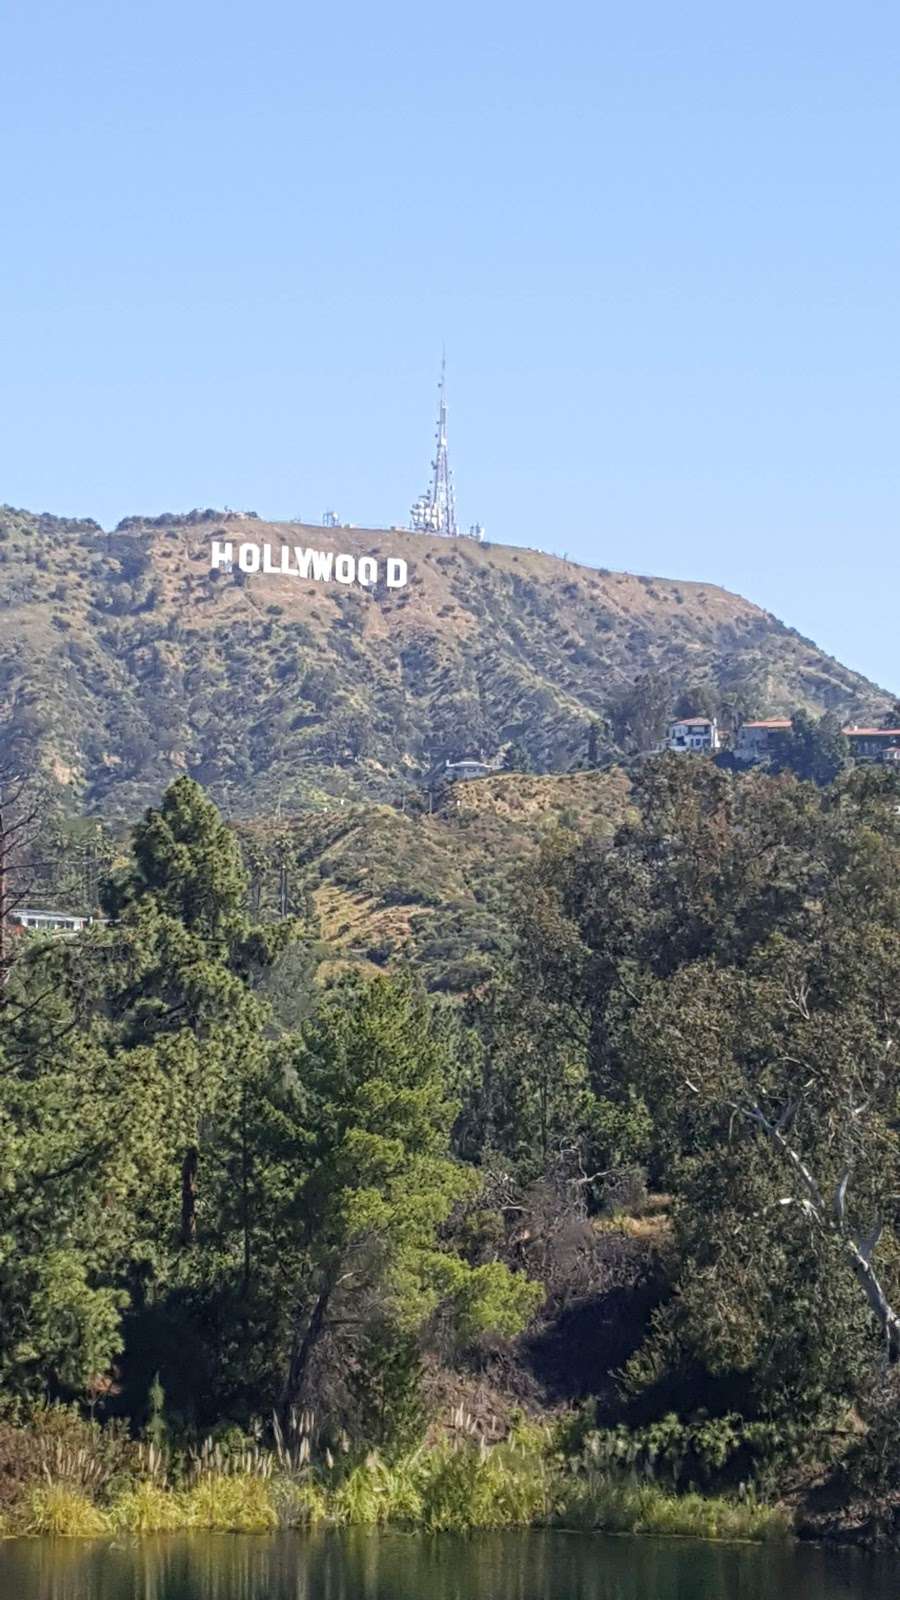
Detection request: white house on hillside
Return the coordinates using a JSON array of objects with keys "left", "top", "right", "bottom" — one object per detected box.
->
[
  {"left": 666, "top": 717, "right": 720, "bottom": 754},
  {"left": 444, "top": 758, "right": 497, "bottom": 782},
  {"left": 10, "top": 908, "right": 93, "bottom": 935}
]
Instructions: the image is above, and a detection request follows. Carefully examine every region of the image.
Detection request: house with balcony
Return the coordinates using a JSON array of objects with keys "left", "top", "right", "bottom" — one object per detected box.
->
[
  {"left": 842, "top": 727, "right": 900, "bottom": 762},
  {"left": 734, "top": 717, "right": 900, "bottom": 767},
  {"left": 665, "top": 716, "right": 720, "bottom": 754},
  {"left": 734, "top": 718, "right": 794, "bottom": 764}
]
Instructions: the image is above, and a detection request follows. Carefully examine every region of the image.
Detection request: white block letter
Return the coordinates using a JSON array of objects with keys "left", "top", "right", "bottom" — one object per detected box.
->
[{"left": 386, "top": 557, "right": 407, "bottom": 588}]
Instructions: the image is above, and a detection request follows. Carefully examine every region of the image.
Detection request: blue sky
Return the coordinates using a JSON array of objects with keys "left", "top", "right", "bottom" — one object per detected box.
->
[{"left": 2, "top": 0, "right": 898, "bottom": 692}]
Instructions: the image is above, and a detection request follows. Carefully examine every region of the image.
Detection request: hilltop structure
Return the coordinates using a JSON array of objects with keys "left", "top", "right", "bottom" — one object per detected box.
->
[{"left": 410, "top": 357, "right": 484, "bottom": 541}]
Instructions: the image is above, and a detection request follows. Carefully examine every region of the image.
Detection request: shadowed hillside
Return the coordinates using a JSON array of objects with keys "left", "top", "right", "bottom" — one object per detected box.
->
[{"left": 0, "top": 504, "right": 890, "bottom": 814}]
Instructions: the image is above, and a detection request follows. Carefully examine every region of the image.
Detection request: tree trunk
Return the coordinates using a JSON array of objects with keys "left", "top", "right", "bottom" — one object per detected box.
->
[
  {"left": 281, "top": 1282, "right": 333, "bottom": 1421},
  {"left": 180, "top": 1145, "right": 198, "bottom": 1246},
  {"left": 740, "top": 1100, "right": 900, "bottom": 1361},
  {"left": 846, "top": 1236, "right": 900, "bottom": 1361}
]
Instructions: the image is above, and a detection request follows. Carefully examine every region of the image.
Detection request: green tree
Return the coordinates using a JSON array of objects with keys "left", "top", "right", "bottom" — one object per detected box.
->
[
  {"left": 0, "top": 778, "right": 299, "bottom": 1414},
  {"left": 673, "top": 684, "right": 718, "bottom": 722},
  {"left": 607, "top": 671, "right": 672, "bottom": 754},
  {"left": 0, "top": 931, "right": 174, "bottom": 1396},
  {"left": 504, "top": 740, "right": 532, "bottom": 773},
  {"left": 497, "top": 757, "right": 900, "bottom": 1422},
  {"left": 270, "top": 974, "right": 541, "bottom": 1417},
  {"left": 771, "top": 710, "right": 848, "bottom": 785}
]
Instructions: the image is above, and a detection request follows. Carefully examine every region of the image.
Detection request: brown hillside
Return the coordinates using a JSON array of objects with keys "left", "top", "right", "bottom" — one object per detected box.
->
[{"left": 0, "top": 505, "right": 890, "bottom": 815}]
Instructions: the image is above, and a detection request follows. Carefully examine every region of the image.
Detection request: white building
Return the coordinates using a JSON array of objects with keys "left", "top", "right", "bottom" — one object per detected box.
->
[
  {"left": 666, "top": 717, "right": 720, "bottom": 754},
  {"left": 11, "top": 908, "right": 93, "bottom": 935},
  {"left": 444, "top": 758, "right": 497, "bottom": 782}
]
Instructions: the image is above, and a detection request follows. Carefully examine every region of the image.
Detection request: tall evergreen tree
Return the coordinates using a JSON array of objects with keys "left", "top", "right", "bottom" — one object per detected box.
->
[{"left": 268, "top": 973, "right": 541, "bottom": 1418}]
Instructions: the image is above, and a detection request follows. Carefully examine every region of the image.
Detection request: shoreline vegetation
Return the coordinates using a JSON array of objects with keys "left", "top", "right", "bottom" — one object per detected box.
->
[{"left": 0, "top": 1415, "right": 788, "bottom": 1545}]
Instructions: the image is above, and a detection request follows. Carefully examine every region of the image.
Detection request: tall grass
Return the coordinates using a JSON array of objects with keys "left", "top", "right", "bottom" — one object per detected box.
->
[
  {"left": 420, "top": 1441, "right": 551, "bottom": 1532},
  {"left": 557, "top": 1472, "right": 789, "bottom": 1542},
  {"left": 17, "top": 1484, "right": 111, "bottom": 1537},
  {"left": 109, "top": 1482, "right": 184, "bottom": 1534},
  {"left": 182, "top": 1472, "right": 279, "bottom": 1533},
  {"left": 2, "top": 1429, "right": 790, "bottom": 1544}
]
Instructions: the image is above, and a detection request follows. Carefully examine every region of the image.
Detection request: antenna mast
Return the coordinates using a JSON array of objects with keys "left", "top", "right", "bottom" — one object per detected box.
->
[{"left": 410, "top": 354, "right": 458, "bottom": 536}]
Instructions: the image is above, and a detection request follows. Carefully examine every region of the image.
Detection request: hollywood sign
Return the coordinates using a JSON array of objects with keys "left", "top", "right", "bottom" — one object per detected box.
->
[{"left": 210, "top": 540, "right": 408, "bottom": 588}]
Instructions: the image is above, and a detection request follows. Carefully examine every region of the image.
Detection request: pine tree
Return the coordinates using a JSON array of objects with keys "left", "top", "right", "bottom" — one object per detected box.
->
[{"left": 273, "top": 973, "right": 541, "bottom": 1416}]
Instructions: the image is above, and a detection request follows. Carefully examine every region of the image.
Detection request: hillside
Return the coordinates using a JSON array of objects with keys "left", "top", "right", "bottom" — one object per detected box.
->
[
  {"left": 239, "top": 767, "right": 633, "bottom": 992},
  {"left": 0, "top": 504, "right": 891, "bottom": 815}
]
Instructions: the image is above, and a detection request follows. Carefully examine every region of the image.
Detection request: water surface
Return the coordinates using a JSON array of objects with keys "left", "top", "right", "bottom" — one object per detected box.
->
[{"left": 0, "top": 1528, "right": 897, "bottom": 1600}]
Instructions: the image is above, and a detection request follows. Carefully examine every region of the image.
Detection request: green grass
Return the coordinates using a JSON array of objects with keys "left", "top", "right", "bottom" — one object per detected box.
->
[
  {"left": 16, "top": 1484, "right": 111, "bottom": 1537},
  {"left": 181, "top": 1472, "right": 280, "bottom": 1533},
  {"left": 420, "top": 1441, "right": 552, "bottom": 1531},
  {"left": 108, "top": 1481, "right": 187, "bottom": 1534},
  {"left": 557, "top": 1473, "right": 789, "bottom": 1542},
  {"left": 2, "top": 1442, "right": 790, "bottom": 1544}
]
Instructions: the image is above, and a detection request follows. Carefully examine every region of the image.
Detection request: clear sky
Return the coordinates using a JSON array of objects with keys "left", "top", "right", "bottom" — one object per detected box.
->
[{"left": 2, "top": 1, "right": 898, "bottom": 692}]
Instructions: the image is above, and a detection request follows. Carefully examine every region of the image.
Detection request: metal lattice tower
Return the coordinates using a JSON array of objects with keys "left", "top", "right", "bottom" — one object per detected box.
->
[{"left": 410, "top": 355, "right": 459, "bottom": 536}]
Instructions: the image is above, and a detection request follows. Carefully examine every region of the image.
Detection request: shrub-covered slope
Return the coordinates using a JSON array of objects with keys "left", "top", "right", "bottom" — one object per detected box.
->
[
  {"left": 239, "top": 767, "right": 633, "bottom": 991},
  {"left": 0, "top": 504, "right": 890, "bottom": 815}
]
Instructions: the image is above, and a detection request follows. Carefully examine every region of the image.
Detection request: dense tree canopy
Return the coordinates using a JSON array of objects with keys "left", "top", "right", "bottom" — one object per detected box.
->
[
  {"left": 0, "top": 779, "right": 540, "bottom": 1438},
  {"left": 489, "top": 757, "right": 900, "bottom": 1423},
  {"left": 4, "top": 758, "right": 900, "bottom": 1512}
]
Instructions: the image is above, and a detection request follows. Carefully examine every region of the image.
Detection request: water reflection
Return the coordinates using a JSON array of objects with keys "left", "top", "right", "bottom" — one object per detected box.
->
[{"left": 0, "top": 1529, "right": 895, "bottom": 1600}]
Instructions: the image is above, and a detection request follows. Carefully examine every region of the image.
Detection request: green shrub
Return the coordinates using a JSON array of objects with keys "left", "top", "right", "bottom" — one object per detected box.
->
[
  {"left": 270, "top": 1478, "right": 329, "bottom": 1527},
  {"left": 18, "top": 1484, "right": 110, "bottom": 1537},
  {"left": 0, "top": 1405, "right": 137, "bottom": 1513},
  {"left": 331, "top": 1454, "right": 419, "bottom": 1525},
  {"left": 577, "top": 1414, "right": 803, "bottom": 1494},
  {"left": 110, "top": 1481, "right": 184, "bottom": 1533},
  {"left": 182, "top": 1473, "right": 278, "bottom": 1532},
  {"left": 556, "top": 1472, "right": 788, "bottom": 1542},
  {"left": 420, "top": 1441, "right": 550, "bottom": 1531}
]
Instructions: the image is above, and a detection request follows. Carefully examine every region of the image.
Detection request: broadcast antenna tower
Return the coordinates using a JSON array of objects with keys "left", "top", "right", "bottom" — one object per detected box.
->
[{"left": 410, "top": 354, "right": 458, "bottom": 536}]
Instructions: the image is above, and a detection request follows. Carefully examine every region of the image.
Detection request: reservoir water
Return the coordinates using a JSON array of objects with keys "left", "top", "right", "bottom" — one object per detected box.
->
[{"left": 0, "top": 1528, "right": 897, "bottom": 1600}]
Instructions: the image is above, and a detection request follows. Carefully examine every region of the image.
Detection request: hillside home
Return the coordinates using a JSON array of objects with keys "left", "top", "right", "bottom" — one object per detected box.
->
[
  {"left": 734, "top": 719, "right": 793, "bottom": 764},
  {"left": 842, "top": 727, "right": 900, "bottom": 762},
  {"left": 444, "top": 759, "right": 497, "bottom": 782},
  {"left": 666, "top": 717, "right": 720, "bottom": 754},
  {"left": 734, "top": 718, "right": 900, "bottom": 766},
  {"left": 10, "top": 908, "right": 92, "bottom": 936}
]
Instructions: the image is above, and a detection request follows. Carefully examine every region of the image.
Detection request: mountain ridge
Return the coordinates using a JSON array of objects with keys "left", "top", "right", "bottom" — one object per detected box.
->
[{"left": 0, "top": 503, "right": 891, "bottom": 815}]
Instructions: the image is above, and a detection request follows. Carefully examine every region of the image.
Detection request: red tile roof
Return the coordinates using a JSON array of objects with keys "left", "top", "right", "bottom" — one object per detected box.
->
[{"left": 842, "top": 728, "right": 900, "bottom": 738}]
